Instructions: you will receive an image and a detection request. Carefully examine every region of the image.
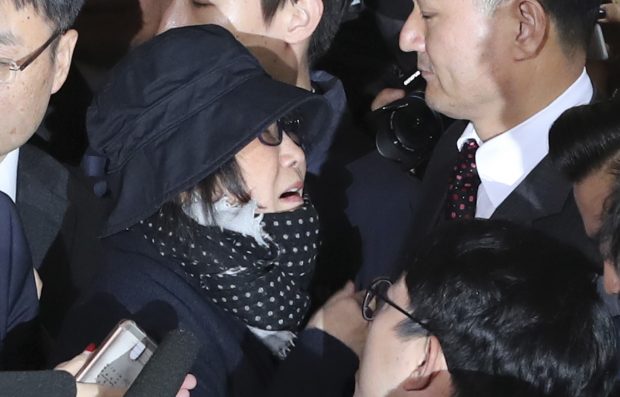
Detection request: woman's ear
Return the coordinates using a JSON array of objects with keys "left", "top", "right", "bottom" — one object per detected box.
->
[
  {"left": 282, "top": 0, "right": 323, "bottom": 45},
  {"left": 402, "top": 336, "right": 448, "bottom": 391},
  {"left": 51, "top": 29, "right": 78, "bottom": 94}
]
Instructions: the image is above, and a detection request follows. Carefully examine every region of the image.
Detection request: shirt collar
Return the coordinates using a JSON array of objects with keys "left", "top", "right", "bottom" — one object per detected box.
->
[
  {"left": 457, "top": 69, "right": 593, "bottom": 208},
  {"left": 0, "top": 148, "right": 20, "bottom": 202}
]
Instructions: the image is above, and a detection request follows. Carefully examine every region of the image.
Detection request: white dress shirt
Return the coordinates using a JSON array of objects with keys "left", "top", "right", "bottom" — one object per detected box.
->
[
  {"left": 456, "top": 69, "right": 593, "bottom": 219},
  {"left": 0, "top": 148, "right": 19, "bottom": 203}
]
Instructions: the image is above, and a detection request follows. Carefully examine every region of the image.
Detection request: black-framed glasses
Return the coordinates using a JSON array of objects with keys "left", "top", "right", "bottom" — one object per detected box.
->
[
  {"left": 258, "top": 114, "right": 303, "bottom": 148},
  {"left": 0, "top": 29, "right": 63, "bottom": 84},
  {"left": 362, "top": 278, "right": 426, "bottom": 328}
]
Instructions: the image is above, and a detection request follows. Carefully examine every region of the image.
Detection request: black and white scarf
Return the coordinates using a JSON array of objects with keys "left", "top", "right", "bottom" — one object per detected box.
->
[{"left": 139, "top": 198, "right": 320, "bottom": 335}]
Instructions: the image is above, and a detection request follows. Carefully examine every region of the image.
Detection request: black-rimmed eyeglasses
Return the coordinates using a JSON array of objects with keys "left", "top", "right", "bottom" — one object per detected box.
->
[
  {"left": 258, "top": 114, "right": 303, "bottom": 148},
  {"left": 0, "top": 29, "right": 64, "bottom": 84},
  {"left": 362, "top": 278, "right": 426, "bottom": 329}
]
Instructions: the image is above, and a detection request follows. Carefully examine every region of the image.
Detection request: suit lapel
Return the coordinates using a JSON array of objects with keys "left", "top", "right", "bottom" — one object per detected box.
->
[
  {"left": 491, "top": 156, "right": 572, "bottom": 223},
  {"left": 16, "top": 144, "right": 69, "bottom": 269},
  {"left": 417, "top": 121, "right": 467, "bottom": 233}
]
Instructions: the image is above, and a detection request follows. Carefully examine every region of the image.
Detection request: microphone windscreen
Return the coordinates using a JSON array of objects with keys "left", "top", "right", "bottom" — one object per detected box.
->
[
  {"left": 125, "top": 329, "right": 200, "bottom": 397},
  {"left": 0, "top": 370, "right": 75, "bottom": 397}
]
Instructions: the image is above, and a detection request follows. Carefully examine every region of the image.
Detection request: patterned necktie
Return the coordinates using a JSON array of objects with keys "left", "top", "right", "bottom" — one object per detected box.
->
[{"left": 446, "top": 139, "right": 480, "bottom": 220}]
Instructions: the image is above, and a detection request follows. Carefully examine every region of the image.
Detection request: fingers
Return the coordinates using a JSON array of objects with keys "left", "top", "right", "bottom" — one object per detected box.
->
[
  {"left": 181, "top": 374, "right": 197, "bottom": 390},
  {"left": 75, "top": 383, "right": 125, "bottom": 397},
  {"left": 54, "top": 349, "right": 93, "bottom": 376},
  {"left": 174, "top": 374, "right": 197, "bottom": 397},
  {"left": 599, "top": 4, "right": 620, "bottom": 23},
  {"left": 326, "top": 280, "right": 356, "bottom": 302},
  {"left": 371, "top": 88, "right": 406, "bottom": 111}
]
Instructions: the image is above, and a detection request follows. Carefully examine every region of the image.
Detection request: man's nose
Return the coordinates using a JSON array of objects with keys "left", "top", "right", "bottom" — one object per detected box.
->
[{"left": 399, "top": 7, "right": 426, "bottom": 53}]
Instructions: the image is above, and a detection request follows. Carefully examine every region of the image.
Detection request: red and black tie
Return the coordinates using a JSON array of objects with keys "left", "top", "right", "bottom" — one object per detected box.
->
[{"left": 446, "top": 139, "right": 480, "bottom": 220}]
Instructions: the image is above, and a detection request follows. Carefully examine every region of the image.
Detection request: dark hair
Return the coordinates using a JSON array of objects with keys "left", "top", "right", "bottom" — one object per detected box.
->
[
  {"left": 260, "top": 0, "right": 346, "bottom": 63},
  {"left": 549, "top": 98, "right": 620, "bottom": 183},
  {"left": 10, "top": 0, "right": 84, "bottom": 31},
  {"left": 401, "top": 220, "right": 617, "bottom": 397},
  {"left": 10, "top": 0, "right": 84, "bottom": 58},
  {"left": 540, "top": 0, "right": 601, "bottom": 54},
  {"left": 157, "top": 158, "right": 251, "bottom": 241}
]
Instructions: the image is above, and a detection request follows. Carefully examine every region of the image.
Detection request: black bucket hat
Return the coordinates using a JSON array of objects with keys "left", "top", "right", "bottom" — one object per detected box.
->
[{"left": 88, "top": 25, "right": 332, "bottom": 237}]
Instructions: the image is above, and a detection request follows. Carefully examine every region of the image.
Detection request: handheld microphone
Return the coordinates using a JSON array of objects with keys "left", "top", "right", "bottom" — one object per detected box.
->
[
  {"left": 0, "top": 370, "right": 75, "bottom": 397},
  {"left": 125, "top": 329, "right": 200, "bottom": 397}
]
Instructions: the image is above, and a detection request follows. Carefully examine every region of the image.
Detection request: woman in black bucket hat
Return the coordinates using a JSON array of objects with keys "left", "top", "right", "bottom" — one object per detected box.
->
[{"left": 54, "top": 25, "right": 363, "bottom": 396}]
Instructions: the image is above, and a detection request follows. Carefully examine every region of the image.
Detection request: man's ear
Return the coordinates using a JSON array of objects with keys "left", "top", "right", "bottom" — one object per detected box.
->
[
  {"left": 401, "top": 336, "right": 448, "bottom": 391},
  {"left": 282, "top": 0, "right": 323, "bottom": 45},
  {"left": 51, "top": 29, "right": 78, "bottom": 94},
  {"left": 511, "top": 0, "right": 548, "bottom": 60}
]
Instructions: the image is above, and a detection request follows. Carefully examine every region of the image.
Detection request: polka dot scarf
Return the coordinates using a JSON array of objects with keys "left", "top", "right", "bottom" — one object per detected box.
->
[{"left": 139, "top": 200, "right": 320, "bottom": 333}]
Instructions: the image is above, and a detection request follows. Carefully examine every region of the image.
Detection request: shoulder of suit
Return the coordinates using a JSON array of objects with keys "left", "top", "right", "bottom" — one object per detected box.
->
[{"left": 17, "top": 143, "right": 69, "bottom": 200}]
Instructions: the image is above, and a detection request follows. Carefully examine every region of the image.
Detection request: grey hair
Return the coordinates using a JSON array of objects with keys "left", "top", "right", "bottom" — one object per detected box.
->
[{"left": 477, "top": 0, "right": 506, "bottom": 13}]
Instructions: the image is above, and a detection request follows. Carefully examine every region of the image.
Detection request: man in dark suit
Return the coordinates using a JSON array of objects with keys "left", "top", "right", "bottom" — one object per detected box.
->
[
  {"left": 398, "top": 0, "right": 601, "bottom": 258},
  {"left": 0, "top": 0, "right": 107, "bottom": 337}
]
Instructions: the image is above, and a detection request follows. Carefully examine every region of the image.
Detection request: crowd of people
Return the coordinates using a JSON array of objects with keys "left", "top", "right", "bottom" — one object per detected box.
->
[{"left": 2, "top": 0, "right": 620, "bottom": 396}]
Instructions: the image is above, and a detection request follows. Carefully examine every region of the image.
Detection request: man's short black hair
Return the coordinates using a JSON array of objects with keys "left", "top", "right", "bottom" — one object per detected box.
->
[
  {"left": 540, "top": 0, "right": 601, "bottom": 54},
  {"left": 10, "top": 0, "right": 84, "bottom": 31},
  {"left": 549, "top": 98, "right": 620, "bottom": 183},
  {"left": 401, "top": 220, "right": 617, "bottom": 397},
  {"left": 260, "top": 0, "right": 346, "bottom": 63}
]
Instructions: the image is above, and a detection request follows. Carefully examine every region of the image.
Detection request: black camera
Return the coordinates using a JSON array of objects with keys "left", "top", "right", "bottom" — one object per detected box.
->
[{"left": 372, "top": 89, "right": 446, "bottom": 177}]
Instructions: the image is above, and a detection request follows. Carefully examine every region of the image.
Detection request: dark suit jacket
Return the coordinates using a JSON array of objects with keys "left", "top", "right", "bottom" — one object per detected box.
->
[
  {"left": 0, "top": 191, "right": 39, "bottom": 369},
  {"left": 16, "top": 143, "right": 107, "bottom": 337},
  {"left": 409, "top": 120, "right": 597, "bottom": 262}
]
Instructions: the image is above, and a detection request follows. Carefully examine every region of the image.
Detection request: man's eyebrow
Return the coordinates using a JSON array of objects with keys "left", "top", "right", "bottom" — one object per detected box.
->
[{"left": 0, "top": 31, "right": 21, "bottom": 47}]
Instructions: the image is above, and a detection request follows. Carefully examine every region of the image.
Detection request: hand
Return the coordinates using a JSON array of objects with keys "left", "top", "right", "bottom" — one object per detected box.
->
[
  {"left": 175, "top": 374, "right": 198, "bottom": 397},
  {"left": 599, "top": 3, "right": 620, "bottom": 23},
  {"left": 371, "top": 88, "right": 406, "bottom": 111},
  {"left": 55, "top": 349, "right": 125, "bottom": 397},
  {"left": 56, "top": 348, "right": 198, "bottom": 397},
  {"left": 54, "top": 349, "right": 93, "bottom": 377},
  {"left": 306, "top": 281, "right": 368, "bottom": 357}
]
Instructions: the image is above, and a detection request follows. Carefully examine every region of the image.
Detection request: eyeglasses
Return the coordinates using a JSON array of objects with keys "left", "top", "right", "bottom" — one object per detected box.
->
[
  {"left": 362, "top": 278, "right": 427, "bottom": 329},
  {"left": 258, "top": 114, "right": 303, "bottom": 148},
  {"left": 0, "top": 30, "right": 63, "bottom": 84}
]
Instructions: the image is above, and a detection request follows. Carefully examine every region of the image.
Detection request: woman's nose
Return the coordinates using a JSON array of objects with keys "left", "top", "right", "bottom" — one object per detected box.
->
[{"left": 279, "top": 134, "right": 305, "bottom": 171}]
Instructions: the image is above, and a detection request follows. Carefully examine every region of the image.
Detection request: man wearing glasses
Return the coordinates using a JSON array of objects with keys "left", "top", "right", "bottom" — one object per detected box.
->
[
  {"left": 0, "top": 0, "right": 89, "bottom": 337},
  {"left": 0, "top": 2, "right": 77, "bottom": 168},
  {"left": 355, "top": 220, "right": 616, "bottom": 397}
]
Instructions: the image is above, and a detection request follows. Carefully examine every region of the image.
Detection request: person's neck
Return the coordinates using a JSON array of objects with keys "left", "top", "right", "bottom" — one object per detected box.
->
[
  {"left": 0, "top": 154, "right": 6, "bottom": 164},
  {"left": 472, "top": 56, "right": 585, "bottom": 142},
  {"left": 296, "top": 62, "right": 312, "bottom": 91}
]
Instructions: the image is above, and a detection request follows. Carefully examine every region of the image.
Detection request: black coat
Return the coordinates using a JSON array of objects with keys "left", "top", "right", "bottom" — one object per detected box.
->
[{"left": 53, "top": 227, "right": 358, "bottom": 397}]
